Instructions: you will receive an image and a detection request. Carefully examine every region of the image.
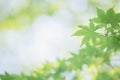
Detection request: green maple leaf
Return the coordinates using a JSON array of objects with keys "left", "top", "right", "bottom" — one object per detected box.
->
[{"left": 73, "top": 20, "right": 101, "bottom": 45}]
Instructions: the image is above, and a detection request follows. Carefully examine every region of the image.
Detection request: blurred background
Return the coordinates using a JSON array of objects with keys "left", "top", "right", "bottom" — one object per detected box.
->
[{"left": 0, "top": 0, "right": 119, "bottom": 74}]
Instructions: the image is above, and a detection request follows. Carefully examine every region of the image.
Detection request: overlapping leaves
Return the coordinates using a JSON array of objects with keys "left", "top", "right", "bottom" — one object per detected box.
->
[
  {"left": 95, "top": 8, "right": 120, "bottom": 24},
  {"left": 74, "top": 8, "right": 120, "bottom": 52}
]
